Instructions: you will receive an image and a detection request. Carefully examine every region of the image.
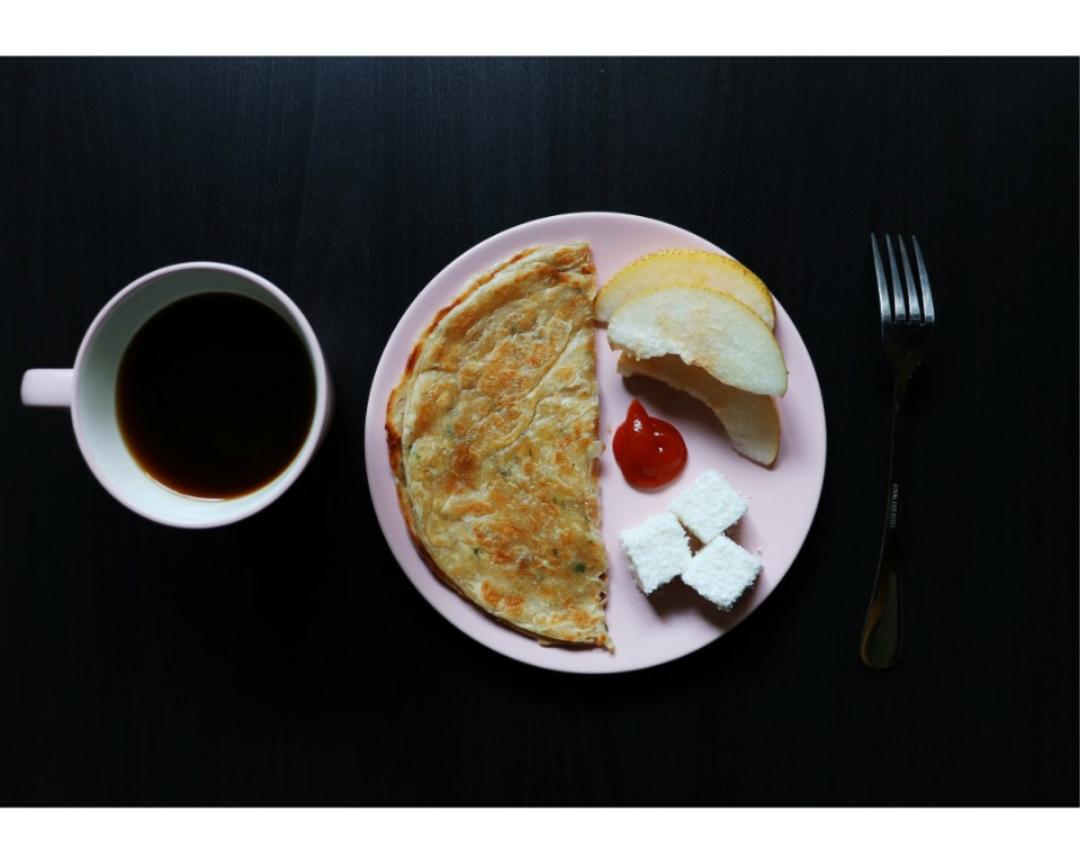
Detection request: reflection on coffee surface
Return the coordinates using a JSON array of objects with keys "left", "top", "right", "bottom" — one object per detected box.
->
[{"left": 117, "top": 292, "right": 316, "bottom": 499}]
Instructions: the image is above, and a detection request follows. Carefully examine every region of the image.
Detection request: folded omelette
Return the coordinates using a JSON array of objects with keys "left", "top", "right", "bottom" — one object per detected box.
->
[{"left": 386, "top": 243, "right": 609, "bottom": 649}]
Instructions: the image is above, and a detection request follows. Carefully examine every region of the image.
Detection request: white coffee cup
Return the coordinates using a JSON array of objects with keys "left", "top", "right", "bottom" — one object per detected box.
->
[{"left": 21, "top": 262, "right": 332, "bottom": 528}]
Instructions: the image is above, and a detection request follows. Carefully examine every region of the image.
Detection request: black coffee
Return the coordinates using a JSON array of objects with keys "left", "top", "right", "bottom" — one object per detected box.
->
[{"left": 116, "top": 292, "right": 316, "bottom": 499}]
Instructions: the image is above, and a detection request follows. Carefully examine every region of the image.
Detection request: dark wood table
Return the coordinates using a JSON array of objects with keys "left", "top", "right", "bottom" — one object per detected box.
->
[{"left": 1, "top": 58, "right": 1076, "bottom": 805}]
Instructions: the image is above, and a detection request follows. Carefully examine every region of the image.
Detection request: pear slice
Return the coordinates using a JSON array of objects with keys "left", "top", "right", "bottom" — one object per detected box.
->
[
  {"left": 607, "top": 286, "right": 788, "bottom": 396},
  {"left": 617, "top": 353, "right": 781, "bottom": 467},
  {"left": 596, "top": 249, "right": 776, "bottom": 330}
]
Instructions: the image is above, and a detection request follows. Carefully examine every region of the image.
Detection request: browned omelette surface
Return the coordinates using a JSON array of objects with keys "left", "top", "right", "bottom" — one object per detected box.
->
[{"left": 386, "top": 243, "right": 609, "bottom": 648}]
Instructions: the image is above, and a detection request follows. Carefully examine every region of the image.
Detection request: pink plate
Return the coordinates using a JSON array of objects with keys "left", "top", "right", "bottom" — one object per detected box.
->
[{"left": 364, "top": 213, "right": 827, "bottom": 673}]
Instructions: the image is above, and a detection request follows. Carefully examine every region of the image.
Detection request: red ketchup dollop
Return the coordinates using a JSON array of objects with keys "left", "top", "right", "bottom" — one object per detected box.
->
[{"left": 612, "top": 399, "right": 688, "bottom": 489}]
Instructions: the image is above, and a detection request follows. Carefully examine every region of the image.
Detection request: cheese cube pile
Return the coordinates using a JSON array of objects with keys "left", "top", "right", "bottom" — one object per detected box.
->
[{"left": 619, "top": 469, "right": 762, "bottom": 611}]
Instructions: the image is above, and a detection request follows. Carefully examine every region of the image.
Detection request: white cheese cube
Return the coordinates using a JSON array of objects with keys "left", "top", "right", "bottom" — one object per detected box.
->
[
  {"left": 619, "top": 512, "right": 693, "bottom": 595},
  {"left": 681, "top": 535, "right": 762, "bottom": 611},
  {"left": 668, "top": 469, "right": 747, "bottom": 544}
]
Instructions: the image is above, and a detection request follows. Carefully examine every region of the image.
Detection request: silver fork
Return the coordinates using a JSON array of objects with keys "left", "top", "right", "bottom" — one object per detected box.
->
[{"left": 859, "top": 234, "right": 936, "bottom": 670}]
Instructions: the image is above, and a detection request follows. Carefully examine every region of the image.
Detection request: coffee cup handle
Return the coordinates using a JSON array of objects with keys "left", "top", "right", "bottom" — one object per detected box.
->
[{"left": 21, "top": 369, "right": 74, "bottom": 408}]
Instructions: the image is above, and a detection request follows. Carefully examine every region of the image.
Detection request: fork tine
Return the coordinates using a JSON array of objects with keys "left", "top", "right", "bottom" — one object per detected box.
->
[
  {"left": 897, "top": 236, "right": 922, "bottom": 321},
  {"left": 884, "top": 235, "right": 906, "bottom": 322},
  {"left": 871, "top": 234, "right": 891, "bottom": 324},
  {"left": 911, "top": 236, "right": 935, "bottom": 324}
]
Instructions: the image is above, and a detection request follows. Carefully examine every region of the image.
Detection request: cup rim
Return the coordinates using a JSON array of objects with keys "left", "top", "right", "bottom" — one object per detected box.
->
[{"left": 70, "top": 261, "right": 331, "bottom": 529}]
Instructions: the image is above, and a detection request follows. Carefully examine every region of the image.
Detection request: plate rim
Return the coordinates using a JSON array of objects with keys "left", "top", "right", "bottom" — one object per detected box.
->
[{"left": 364, "top": 211, "right": 827, "bottom": 674}]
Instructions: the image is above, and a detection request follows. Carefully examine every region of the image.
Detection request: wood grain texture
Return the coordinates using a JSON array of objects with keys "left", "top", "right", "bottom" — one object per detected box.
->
[{"left": 0, "top": 58, "right": 1076, "bottom": 805}]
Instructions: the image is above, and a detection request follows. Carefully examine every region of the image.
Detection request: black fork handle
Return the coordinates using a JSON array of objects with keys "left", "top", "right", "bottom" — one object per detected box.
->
[{"left": 859, "top": 374, "right": 908, "bottom": 669}]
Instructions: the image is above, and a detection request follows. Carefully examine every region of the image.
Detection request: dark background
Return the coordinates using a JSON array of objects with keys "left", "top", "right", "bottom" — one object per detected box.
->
[{"left": 0, "top": 58, "right": 1076, "bottom": 805}]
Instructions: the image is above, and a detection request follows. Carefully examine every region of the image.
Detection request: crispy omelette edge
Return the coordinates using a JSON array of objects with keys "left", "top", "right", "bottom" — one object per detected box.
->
[{"left": 385, "top": 244, "right": 611, "bottom": 651}]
